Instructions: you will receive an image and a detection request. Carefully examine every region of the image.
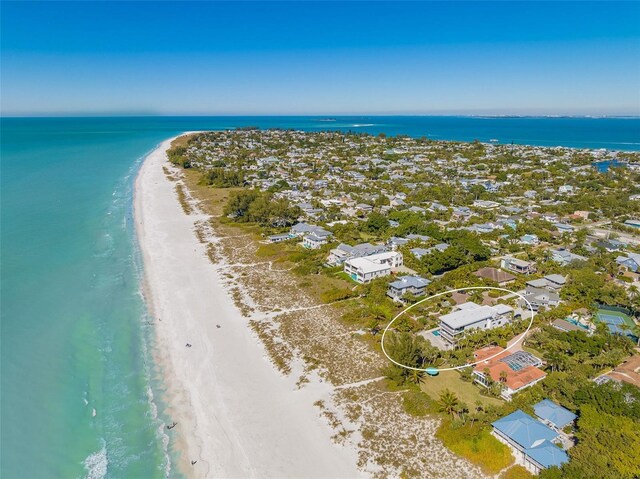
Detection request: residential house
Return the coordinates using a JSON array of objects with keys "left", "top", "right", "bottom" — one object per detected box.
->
[
  {"left": 411, "top": 243, "right": 448, "bottom": 259},
  {"left": 356, "top": 203, "right": 374, "bottom": 213},
  {"left": 550, "top": 248, "right": 587, "bottom": 266},
  {"left": 439, "top": 302, "right": 514, "bottom": 347},
  {"left": 429, "top": 202, "right": 448, "bottom": 212},
  {"left": 525, "top": 274, "right": 566, "bottom": 291},
  {"left": 522, "top": 286, "right": 560, "bottom": 311},
  {"left": 553, "top": 223, "right": 575, "bottom": 234},
  {"left": 468, "top": 223, "right": 498, "bottom": 234},
  {"left": 267, "top": 233, "right": 293, "bottom": 244},
  {"left": 597, "top": 355, "right": 640, "bottom": 388},
  {"left": 302, "top": 230, "right": 333, "bottom": 249},
  {"left": 572, "top": 210, "right": 590, "bottom": 220},
  {"left": 473, "top": 267, "right": 516, "bottom": 286},
  {"left": 388, "top": 236, "right": 409, "bottom": 249},
  {"left": 288, "top": 223, "right": 333, "bottom": 249},
  {"left": 520, "top": 234, "right": 539, "bottom": 246},
  {"left": 473, "top": 200, "right": 501, "bottom": 209},
  {"left": 502, "top": 257, "right": 537, "bottom": 275},
  {"left": 408, "top": 206, "right": 426, "bottom": 214},
  {"left": 616, "top": 252, "right": 640, "bottom": 273},
  {"left": 410, "top": 247, "right": 431, "bottom": 260},
  {"left": 327, "top": 242, "right": 388, "bottom": 266},
  {"left": 594, "top": 239, "right": 626, "bottom": 252},
  {"left": 407, "top": 234, "right": 431, "bottom": 242},
  {"left": 290, "top": 222, "right": 329, "bottom": 237},
  {"left": 551, "top": 318, "right": 590, "bottom": 334},
  {"left": 452, "top": 206, "right": 472, "bottom": 218},
  {"left": 344, "top": 251, "right": 403, "bottom": 283},
  {"left": 533, "top": 399, "right": 577, "bottom": 433},
  {"left": 387, "top": 275, "right": 431, "bottom": 302},
  {"left": 473, "top": 347, "right": 546, "bottom": 400},
  {"left": 543, "top": 274, "right": 567, "bottom": 290},
  {"left": 492, "top": 410, "right": 569, "bottom": 475}
]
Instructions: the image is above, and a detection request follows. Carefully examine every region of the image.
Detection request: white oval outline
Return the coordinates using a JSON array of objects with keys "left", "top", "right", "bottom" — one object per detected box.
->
[{"left": 381, "top": 286, "right": 535, "bottom": 372}]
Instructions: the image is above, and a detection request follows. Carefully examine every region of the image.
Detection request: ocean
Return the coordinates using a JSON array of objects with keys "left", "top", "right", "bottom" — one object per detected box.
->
[{"left": 1, "top": 116, "right": 639, "bottom": 479}]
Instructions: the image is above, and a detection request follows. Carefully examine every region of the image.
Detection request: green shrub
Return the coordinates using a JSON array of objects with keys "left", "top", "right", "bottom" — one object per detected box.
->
[
  {"left": 500, "top": 465, "right": 534, "bottom": 479},
  {"left": 436, "top": 420, "right": 513, "bottom": 474},
  {"left": 402, "top": 390, "right": 434, "bottom": 417}
]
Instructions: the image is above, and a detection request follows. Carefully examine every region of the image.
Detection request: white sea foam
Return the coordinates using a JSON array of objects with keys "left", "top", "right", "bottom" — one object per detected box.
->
[
  {"left": 82, "top": 442, "right": 108, "bottom": 479},
  {"left": 351, "top": 123, "right": 375, "bottom": 127},
  {"left": 147, "top": 384, "right": 172, "bottom": 478}
]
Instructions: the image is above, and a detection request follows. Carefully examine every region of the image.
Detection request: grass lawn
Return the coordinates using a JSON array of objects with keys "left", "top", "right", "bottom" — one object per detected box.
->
[
  {"left": 421, "top": 370, "right": 503, "bottom": 408},
  {"left": 335, "top": 271, "right": 358, "bottom": 283}
]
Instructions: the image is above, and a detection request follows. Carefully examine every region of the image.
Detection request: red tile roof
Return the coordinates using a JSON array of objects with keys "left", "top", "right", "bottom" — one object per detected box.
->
[{"left": 474, "top": 346, "right": 546, "bottom": 392}]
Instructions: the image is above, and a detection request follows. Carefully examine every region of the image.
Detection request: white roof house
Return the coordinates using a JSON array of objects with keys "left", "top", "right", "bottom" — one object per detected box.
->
[
  {"left": 439, "top": 302, "right": 514, "bottom": 346},
  {"left": 344, "top": 251, "right": 403, "bottom": 283}
]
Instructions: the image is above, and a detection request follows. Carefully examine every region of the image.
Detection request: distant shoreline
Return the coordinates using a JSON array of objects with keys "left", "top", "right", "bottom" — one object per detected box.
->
[{"left": 4, "top": 116, "right": 639, "bottom": 153}]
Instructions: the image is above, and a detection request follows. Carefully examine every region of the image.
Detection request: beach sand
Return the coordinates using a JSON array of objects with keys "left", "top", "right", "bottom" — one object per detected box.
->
[{"left": 134, "top": 138, "right": 364, "bottom": 478}]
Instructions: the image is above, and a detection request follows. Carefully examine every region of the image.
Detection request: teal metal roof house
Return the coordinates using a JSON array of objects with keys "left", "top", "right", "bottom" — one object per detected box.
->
[
  {"left": 534, "top": 399, "right": 577, "bottom": 431},
  {"left": 492, "top": 410, "right": 569, "bottom": 475}
]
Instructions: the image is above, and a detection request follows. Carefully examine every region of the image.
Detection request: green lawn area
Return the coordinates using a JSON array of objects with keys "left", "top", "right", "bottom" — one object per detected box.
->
[
  {"left": 420, "top": 370, "right": 503, "bottom": 408},
  {"left": 334, "top": 271, "right": 358, "bottom": 283}
]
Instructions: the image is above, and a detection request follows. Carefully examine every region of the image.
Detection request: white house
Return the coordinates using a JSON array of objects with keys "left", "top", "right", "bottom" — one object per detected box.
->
[
  {"left": 327, "top": 243, "right": 388, "bottom": 266},
  {"left": 302, "top": 230, "right": 332, "bottom": 249},
  {"left": 344, "top": 251, "right": 403, "bottom": 283},
  {"left": 439, "top": 302, "right": 514, "bottom": 347}
]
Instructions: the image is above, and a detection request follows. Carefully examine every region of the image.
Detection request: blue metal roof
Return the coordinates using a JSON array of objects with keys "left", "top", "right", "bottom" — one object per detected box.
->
[
  {"left": 534, "top": 399, "right": 577, "bottom": 429},
  {"left": 492, "top": 410, "right": 558, "bottom": 449},
  {"left": 525, "top": 440, "right": 569, "bottom": 469}
]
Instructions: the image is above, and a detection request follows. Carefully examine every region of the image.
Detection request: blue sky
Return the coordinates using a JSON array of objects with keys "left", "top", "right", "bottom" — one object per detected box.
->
[{"left": 2, "top": 1, "right": 639, "bottom": 116}]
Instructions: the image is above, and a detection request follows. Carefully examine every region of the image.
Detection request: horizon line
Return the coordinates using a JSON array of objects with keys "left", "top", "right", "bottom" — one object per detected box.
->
[{"left": 3, "top": 113, "right": 640, "bottom": 119}]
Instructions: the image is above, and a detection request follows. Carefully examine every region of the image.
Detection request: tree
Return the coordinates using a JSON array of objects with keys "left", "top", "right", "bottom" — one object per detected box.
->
[
  {"left": 383, "top": 332, "right": 421, "bottom": 385},
  {"left": 409, "top": 368, "right": 425, "bottom": 385},
  {"left": 363, "top": 211, "right": 389, "bottom": 234},
  {"left": 224, "top": 189, "right": 260, "bottom": 219},
  {"left": 548, "top": 405, "right": 640, "bottom": 479},
  {"left": 438, "top": 389, "right": 460, "bottom": 419}
]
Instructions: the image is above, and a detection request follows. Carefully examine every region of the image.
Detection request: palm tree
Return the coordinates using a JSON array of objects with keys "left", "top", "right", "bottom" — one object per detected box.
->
[
  {"left": 409, "top": 368, "right": 425, "bottom": 385},
  {"left": 499, "top": 370, "right": 508, "bottom": 383},
  {"left": 457, "top": 401, "right": 470, "bottom": 424},
  {"left": 438, "top": 389, "right": 460, "bottom": 419}
]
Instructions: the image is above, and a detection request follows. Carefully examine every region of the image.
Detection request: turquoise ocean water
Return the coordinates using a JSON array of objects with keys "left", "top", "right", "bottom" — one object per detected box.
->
[{"left": 1, "top": 116, "right": 639, "bottom": 479}]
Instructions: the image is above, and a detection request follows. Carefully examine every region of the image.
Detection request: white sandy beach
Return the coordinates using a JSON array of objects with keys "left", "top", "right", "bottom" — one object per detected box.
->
[{"left": 134, "top": 137, "right": 364, "bottom": 478}]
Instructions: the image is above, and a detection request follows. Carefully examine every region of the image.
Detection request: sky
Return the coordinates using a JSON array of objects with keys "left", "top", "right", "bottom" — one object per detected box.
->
[{"left": 1, "top": 1, "right": 639, "bottom": 116}]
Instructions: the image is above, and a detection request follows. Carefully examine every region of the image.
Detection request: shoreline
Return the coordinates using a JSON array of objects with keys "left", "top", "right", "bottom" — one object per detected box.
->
[{"left": 134, "top": 137, "right": 364, "bottom": 478}]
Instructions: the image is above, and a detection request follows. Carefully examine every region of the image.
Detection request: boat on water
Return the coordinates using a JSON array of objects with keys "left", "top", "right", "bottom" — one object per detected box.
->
[
  {"left": 319, "top": 118, "right": 337, "bottom": 122},
  {"left": 489, "top": 138, "right": 499, "bottom": 142}
]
